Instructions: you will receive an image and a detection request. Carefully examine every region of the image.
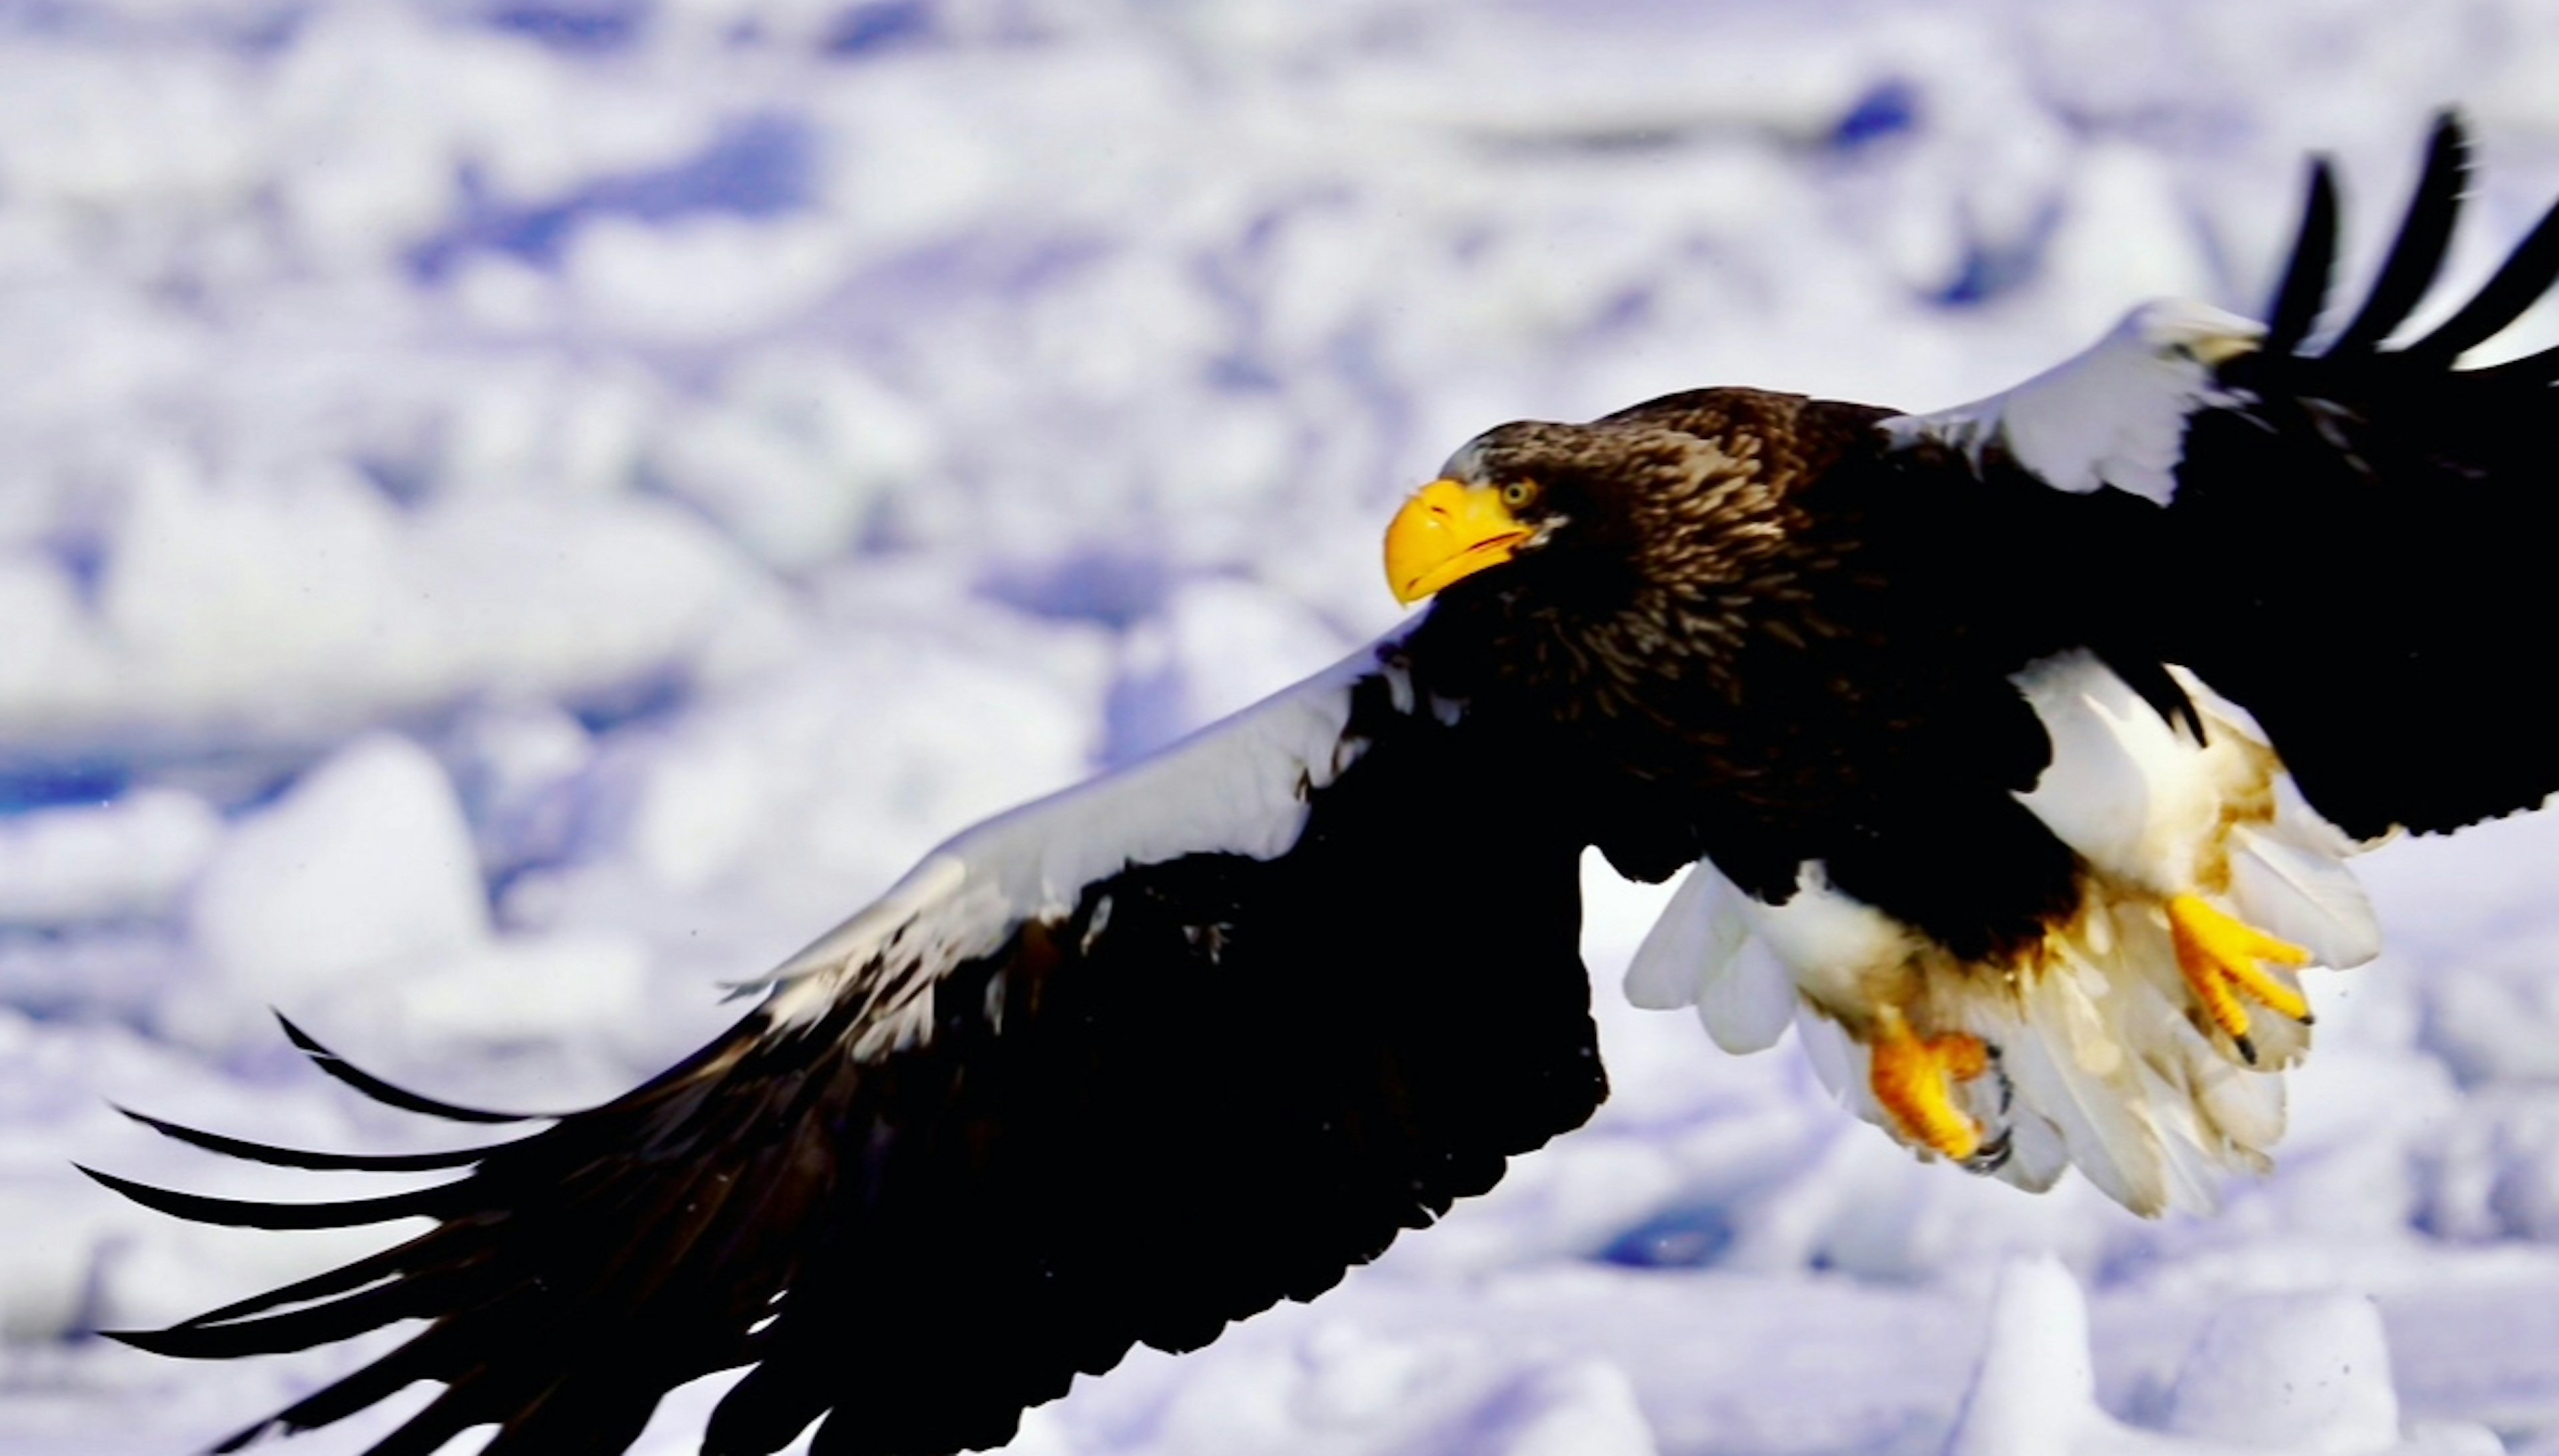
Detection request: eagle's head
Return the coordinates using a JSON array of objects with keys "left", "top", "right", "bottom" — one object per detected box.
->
[{"left": 1385, "top": 404, "right": 1801, "bottom": 610}]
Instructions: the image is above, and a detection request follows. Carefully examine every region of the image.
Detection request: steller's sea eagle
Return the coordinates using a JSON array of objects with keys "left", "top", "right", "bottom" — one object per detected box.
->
[{"left": 90, "top": 113, "right": 2559, "bottom": 1456}]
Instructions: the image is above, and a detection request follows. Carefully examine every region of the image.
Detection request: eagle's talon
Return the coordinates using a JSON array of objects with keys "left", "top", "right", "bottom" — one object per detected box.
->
[
  {"left": 1870, "top": 1012, "right": 1990, "bottom": 1162},
  {"left": 2166, "top": 894, "right": 2312, "bottom": 1052}
]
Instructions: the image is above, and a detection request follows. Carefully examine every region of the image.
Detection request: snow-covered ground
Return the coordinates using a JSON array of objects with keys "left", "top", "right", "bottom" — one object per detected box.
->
[{"left": 7, "top": 1, "right": 2559, "bottom": 1452}]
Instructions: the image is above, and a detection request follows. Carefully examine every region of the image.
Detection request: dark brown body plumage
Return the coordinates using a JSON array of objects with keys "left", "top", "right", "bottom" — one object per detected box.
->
[{"left": 1410, "top": 386, "right": 2083, "bottom": 960}]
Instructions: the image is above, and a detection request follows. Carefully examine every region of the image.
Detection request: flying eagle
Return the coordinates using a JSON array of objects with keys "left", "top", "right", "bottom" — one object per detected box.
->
[{"left": 93, "top": 115, "right": 2559, "bottom": 1456}]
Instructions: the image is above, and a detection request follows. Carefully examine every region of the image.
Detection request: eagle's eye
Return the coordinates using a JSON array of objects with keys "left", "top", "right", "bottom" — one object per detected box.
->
[{"left": 1501, "top": 480, "right": 1540, "bottom": 510}]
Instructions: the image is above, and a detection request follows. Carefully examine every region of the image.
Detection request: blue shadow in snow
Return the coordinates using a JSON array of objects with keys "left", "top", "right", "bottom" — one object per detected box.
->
[
  {"left": 1935, "top": 199, "right": 2063, "bottom": 309},
  {"left": 1829, "top": 79, "right": 1921, "bottom": 153},
  {"left": 410, "top": 113, "right": 818, "bottom": 281},
  {"left": 0, "top": 762, "right": 130, "bottom": 817},
  {"left": 1100, "top": 658, "right": 1190, "bottom": 772},
  {"left": 822, "top": 0, "right": 932, "bottom": 55},
  {"left": 567, "top": 670, "right": 693, "bottom": 737},
  {"left": 485, "top": 0, "right": 645, "bottom": 51},
  {"left": 976, "top": 548, "right": 1170, "bottom": 632},
  {"left": 1595, "top": 1201, "right": 1735, "bottom": 1269}
]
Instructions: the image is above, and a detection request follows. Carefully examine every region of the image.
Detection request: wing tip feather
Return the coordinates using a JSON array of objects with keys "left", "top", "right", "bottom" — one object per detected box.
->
[
  {"left": 76, "top": 1161, "right": 458, "bottom": 1231},
  {"left": 2263, "top": 155, "right": 2341, "bottom": 355},
  {"left": 2324, "top": 109, "right": 2471, "bottom": 357},
  {"left": 111, "top": 1103, "right": 501, "bottom": 1173},
  {"left": 2264, "top": 111, "right": 2559, "bottom": 377},
  {"left": 273, "top": 1012, "right": 540, "bottom": 1125}
]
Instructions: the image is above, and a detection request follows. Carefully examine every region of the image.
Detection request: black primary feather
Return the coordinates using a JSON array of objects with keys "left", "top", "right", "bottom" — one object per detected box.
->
[
  {"left": 2262, "top": 156, "right": 2340, "bottom": 356},
  {"left": 2402, "top": 193, "right": 2559, "bottom": 365},
  {"left": 74, "top": 1165, "right": 464, "bottom": 1231},
  {"left": 275, "top": 1014, "right": 540, "bottom": 1125},
  {"left": 2468, "top": 337, "right": 2559, "bottom": 385},
  {"left": 113, "top": 1105, "right": 510, "bottom": 1172},
  {"left": 2155, "top": 113, "right": 2559, "bottom": 838},
  {"left": 2325, "top": 111, "right": 2469, "bottom": 356}
]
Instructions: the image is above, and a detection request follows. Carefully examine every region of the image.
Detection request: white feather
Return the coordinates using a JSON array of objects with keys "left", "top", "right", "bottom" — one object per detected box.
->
[
  {"left": 2188, "top": 1038, "right": 2288, "bottom": 1156},
  {"left": 1734, "top": 860, "right": 1915, "bottom": 1013},
  {"left": 1624, "top": 860, "right": 1803, "bottom": 1053},
  {"left": 755, "top": 630, "right": 1403, "bottom": 1052},
  {"left": 1699, "top": 938, "right": 1800, "bottom": 1056},
  {"left": 2226, "top": 826, "right": 2382, "bottom": 970},
  {"left": 1995, "top": 941, "right": 2173, "bottom": 1214},
  {"left": 1991, "top": 1109, "right": 2071, "bottom": 1195},
  {"left": 1622, "top": 863, "right": 1733, "bottom": 1012},
  {"left": 1883, "top": 299, "right": 2260, "bottom": 506},
  {"left": 2013, "top": 650, "right": 2231, "bottom": 894},
  {"left": 2168, "top": 671, "right": 2383, "bottom": 970},
  {"left": 2264, "top": 766, "right": 2385, "bottom": 860},
  {"left": 1791, "top": 1009, "right": 1871, "bottom": 1118}
]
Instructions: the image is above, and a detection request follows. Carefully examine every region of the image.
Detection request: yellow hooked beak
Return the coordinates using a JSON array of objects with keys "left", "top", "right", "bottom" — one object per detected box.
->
[{"left": 1384, "top": 480, "right": 1535, "bottom": 606}]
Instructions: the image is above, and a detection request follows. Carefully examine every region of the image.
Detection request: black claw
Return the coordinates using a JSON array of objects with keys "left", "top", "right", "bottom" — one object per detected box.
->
[
  {"left": 2233, "top": 1032, "right": 2260, "bottom": 1066},
  {"left": 1963, "top": 1129, "right": 2015, "bottom": 1175}
]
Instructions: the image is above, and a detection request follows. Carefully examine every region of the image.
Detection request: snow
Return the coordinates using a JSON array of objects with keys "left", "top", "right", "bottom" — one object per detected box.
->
[
  {"left": 2159, "top": 1289, "right": 2401, "bottom": 1451},
  {"left": 5, "top": 1, "right": 2559, "bottom": 1454},
  {"left": 1943, "top": 1259, "right": 2502, "bottom": 1456},
  {"left": 178, "top": 734, "right": 488, "bottom": 1047}
]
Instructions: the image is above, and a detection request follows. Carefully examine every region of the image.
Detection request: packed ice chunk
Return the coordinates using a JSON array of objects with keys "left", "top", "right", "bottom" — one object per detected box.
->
[
  {"left": 2162, "top": 1293, "right": 2398, "bottom": 1452},
  {"left": 1480, "top": 1358, "right": 1659, "bottom": 1456},
  {"left": 383, "top": 930, "right": 651, "bottom": 1050},
  {"left": 1099, "top": 1312, "right": 1662, "bottom": 1456},
  {"left": 0, "top": 789, "right": 221, "bottom": 926},
  {"left": 1943, "top": 1257, "right": 2099, "bottom": 1456},
  {"left": 1946, "top": 1261, "right": 2503, "bottom": 1455},
  {"left": 646, "top": 346, "right": 936, "bottom": 570},
  {"left": 2421, "top": 922, "right": 2559, "bottom": 1084},
  {"left": 175, "top": 734, "right": 487, "bottom": 1046}
]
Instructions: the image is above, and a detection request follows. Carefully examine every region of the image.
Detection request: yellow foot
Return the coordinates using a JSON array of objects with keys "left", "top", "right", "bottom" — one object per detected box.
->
[
  {"left": 2166, "top": 894, "right": 2312, "bottom": 1064},
  {"left": 1871, "top": 1008, "right": 1992, "bottom": 1162}
]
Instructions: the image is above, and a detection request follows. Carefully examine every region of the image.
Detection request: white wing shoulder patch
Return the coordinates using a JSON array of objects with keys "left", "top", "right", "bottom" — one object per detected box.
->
[
  {"left": 1883, "top": 299, "right": 2263, "bottom": 506},
  {"left": 754, "top": 633, "right": 1403, "bottom": 1052}
]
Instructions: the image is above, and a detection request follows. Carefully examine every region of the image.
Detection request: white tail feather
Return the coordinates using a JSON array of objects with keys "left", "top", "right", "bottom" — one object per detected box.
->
[
  {"left": 2000, "top": 944, "right": 2174, "bottom": 1213},
  {"left": 2226, "top": 827, "right": 2382, "bottom": 970},
  {"left": 1698, "top": 938, "right": 1797, "bottom": 1055},
  {"left": 1622, "top": 864, "right": 1731, "bottom": 1011}
]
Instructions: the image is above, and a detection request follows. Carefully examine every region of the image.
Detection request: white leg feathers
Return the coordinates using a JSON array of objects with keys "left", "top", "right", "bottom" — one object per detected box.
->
[{"left": 1625, "top": 653, "right": 2380, "bottom": 1216}]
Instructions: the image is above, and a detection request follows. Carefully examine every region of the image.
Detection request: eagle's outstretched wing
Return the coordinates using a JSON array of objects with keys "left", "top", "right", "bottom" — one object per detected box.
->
[
  {"left": 92, "top": 635, "right": 1605, "bottom": 1456},
  {"left": 1893, "top": 111, "right": 2559, "bottom": 840}
]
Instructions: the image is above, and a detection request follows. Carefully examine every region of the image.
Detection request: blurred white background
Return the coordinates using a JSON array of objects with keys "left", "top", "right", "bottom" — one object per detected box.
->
[{"left": 6, "top": 1, "right": 2559, "bottom": 1451}]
